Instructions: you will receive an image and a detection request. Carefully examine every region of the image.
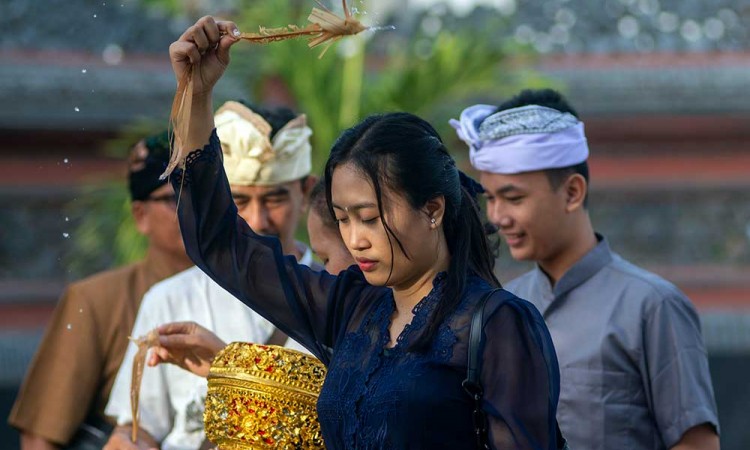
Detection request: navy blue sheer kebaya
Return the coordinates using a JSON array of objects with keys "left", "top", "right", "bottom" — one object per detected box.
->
[{"left": 172, "top": 131, "right": 561, "bottom": 449}]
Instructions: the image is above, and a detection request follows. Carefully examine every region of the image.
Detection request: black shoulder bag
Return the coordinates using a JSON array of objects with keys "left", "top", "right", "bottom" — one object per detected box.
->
[{"left": 462, "top": 289, "right": 569, "bottom": 450}]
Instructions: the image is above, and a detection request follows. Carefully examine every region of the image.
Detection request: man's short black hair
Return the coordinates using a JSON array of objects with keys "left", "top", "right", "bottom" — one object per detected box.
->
[
  {"left": 496, "top": 88, "right": 580, "bottom": 118},
  {"left": 496, "top": 89, "right": 589, "bottom": 207},
  {"left": 236, "top": 100, "right": 298, "bottom": 140}
]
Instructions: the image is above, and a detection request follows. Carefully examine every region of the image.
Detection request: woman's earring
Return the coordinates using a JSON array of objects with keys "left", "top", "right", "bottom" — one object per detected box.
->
[{"left": 430, "top": 217, "right": 437, "bottom": 228}]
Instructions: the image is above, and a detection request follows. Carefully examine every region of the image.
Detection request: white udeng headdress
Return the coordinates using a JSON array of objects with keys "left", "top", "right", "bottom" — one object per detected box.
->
[{"left": 215, "top": 101, "right": 313, "bottom": 186}]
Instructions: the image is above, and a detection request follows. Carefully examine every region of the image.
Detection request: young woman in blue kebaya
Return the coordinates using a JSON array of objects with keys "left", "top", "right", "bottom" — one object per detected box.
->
[{"left": 159, "top": 16, "right": 562, "bottom": 449}]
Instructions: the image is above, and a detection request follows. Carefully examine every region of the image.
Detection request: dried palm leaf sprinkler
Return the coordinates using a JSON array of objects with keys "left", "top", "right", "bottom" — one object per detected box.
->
[
  {"left": 128, "top": 330, "right": 160, "bottom": 443},
  {"left": 161, "top": 0, "right": 367, "bottom": 180}
]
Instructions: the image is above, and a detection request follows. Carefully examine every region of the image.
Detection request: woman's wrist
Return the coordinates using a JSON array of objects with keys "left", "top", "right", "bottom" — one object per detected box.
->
[{"left": 184, "top": 93, "right": 216, "bottom": 153}]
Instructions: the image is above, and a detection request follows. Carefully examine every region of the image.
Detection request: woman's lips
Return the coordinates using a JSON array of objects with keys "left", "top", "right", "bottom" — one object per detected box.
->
[{"left": 356, "top": 258, "right": 378, "bottom": 272}]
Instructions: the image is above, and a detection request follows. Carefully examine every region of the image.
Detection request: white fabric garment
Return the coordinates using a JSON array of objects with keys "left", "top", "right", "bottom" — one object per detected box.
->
[
  {"left": 105, "top": 246, "right": 314, "bottom": 449},
  {"left": 215, "top": 101, "right": 313, "bottom": 186}
]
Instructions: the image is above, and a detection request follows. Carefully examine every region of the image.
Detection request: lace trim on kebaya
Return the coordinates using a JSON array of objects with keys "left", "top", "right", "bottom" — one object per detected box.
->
[{"left": 171, "top": 130, "right": 221, "bottom": 185}]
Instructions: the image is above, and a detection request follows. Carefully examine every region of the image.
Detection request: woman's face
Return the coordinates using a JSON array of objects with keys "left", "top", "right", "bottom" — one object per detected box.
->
[{"left": 330, "top": 163, "right": 438, "bottom": 288}]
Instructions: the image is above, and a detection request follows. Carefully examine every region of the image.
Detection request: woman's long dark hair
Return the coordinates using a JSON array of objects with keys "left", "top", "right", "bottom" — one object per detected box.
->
[{"left": 324, "top": 113, "right": 500, "bottom": 351}]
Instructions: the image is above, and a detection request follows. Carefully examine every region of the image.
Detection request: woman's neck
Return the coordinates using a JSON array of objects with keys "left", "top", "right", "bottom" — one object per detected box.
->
[{"left": 391, "top": 239, "right": 450, "bottom": 316}]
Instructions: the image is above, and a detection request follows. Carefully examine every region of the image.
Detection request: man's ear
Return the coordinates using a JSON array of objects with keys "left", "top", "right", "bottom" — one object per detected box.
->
[
  {"left": 564, "top": 174, "right": 587, "bottom": 213},
  {"left": 300, "top": 175, "right": 319, "bottom": 210},
  {"left": 422, "top": 195, "right": 446, "bottom": 228},
  {"left": 131, "top": 201, "right": 149, "bottom": 234}
]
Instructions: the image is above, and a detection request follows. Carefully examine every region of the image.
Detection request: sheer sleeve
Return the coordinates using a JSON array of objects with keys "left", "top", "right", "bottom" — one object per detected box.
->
[
  {"left": 171, "top": 131, "right": 376, "bottom": 363},
  {"left": 481, "top": 296, "right": 561, "bottom": 450}
]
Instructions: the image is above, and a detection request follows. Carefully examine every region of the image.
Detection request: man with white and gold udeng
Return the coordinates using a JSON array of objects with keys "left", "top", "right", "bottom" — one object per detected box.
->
[{"left": 103, "top": 101, "right": 319, "bottom": 450}]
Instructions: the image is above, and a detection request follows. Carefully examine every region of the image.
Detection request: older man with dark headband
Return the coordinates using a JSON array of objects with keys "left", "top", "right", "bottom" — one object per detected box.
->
[
  {"left": 452, "top": 89, "right": 719, "bottom": 450},
  {"left": 9, "top": 132, "right": 193, "bottom": 450}
]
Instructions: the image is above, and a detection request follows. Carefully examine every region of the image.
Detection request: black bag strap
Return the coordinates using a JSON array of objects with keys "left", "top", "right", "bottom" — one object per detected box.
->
[
  {"left": 462, "top": 288, "right": 495, "bottom": 450},
  {"left": 462, "top": 289, "right": 570, "bottom": 450}
]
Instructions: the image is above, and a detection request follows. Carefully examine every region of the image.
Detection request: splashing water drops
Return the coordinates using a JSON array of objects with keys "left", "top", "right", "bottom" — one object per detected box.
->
[
  {"left": 81, "top": 69, "right": 87, "bottom": 74},
  {"left": 74, "top": 107, "right": 80, "bottom": 112},
  {"left": 368, "top": 25, "right": 396, "bottom": 32},
  {"left": 62, "top": 232, "right": 70, "bottom": 238},
  {"left": 67, "top": 323, "right": 73, "bottom": 330}
]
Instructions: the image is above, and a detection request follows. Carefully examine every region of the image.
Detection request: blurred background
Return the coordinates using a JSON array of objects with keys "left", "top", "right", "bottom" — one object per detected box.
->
[{"left": 1, "top": 0, "right": 749, "bottom": 448}]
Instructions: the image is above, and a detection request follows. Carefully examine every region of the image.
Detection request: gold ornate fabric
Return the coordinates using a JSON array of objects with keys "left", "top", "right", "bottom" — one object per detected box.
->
[{"left": 204, "top": 343, "right": 327, "bottom": 449}]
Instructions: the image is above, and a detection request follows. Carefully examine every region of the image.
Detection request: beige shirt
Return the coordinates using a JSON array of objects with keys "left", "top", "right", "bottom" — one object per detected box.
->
[{"left": 8, "top": 248, "right": 184, "bottom": 445}]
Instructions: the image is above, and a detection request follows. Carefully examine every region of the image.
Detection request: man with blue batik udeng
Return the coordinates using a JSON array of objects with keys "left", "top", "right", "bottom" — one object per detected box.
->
[{"left": 452, "top": 89, "right": 720, "bottom": 450}]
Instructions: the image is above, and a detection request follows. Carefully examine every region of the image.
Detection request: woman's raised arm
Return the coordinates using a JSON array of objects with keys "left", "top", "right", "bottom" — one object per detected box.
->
[{"left": 166, "top": 17, "right": 378, "bottom": 363}]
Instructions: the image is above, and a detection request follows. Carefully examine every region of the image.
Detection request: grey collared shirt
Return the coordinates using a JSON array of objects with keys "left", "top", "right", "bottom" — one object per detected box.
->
[{"left": 506, "top": 235, "right": 719, "bottom": 450}]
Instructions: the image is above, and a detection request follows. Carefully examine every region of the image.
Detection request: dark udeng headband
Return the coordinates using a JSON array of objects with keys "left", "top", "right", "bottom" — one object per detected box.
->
[{"left": 128, "top": 131, "right": 172, "bottom": 201}]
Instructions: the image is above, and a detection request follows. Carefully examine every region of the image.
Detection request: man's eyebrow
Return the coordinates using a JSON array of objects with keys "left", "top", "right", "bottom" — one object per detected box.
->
[
  {"left": 261, "top": 187, "right": 291, "bottom": 197},
  {"left": 495, "top": 184, "right": 524, "bottom": 195}
]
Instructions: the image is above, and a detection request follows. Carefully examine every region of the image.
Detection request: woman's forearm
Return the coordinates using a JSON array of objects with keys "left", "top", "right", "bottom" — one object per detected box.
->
[{"left": 185, "top": 93, "right": 216, "bottom": 155}]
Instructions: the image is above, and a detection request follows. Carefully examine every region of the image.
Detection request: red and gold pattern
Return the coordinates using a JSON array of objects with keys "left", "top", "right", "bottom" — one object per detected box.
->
[{"left": 204, "top": 343, "right": 327, "bottom": 449}]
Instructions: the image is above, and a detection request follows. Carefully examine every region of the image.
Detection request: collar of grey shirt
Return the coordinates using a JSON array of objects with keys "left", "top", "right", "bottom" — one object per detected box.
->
[{"left": 534, "top": 233, "right": 614, "bottom": 301}]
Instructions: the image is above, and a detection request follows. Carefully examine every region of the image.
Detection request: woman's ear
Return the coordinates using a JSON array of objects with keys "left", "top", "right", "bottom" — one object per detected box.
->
[
  {"left": 564, "top": 174, "right": 587, "bottom": 213},
  {"left": 423, "top": 195, "right": 446, "bottom": 229}
]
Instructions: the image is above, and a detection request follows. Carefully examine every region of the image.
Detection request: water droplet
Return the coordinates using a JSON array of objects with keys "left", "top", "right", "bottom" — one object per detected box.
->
[
  {"left": 74, "top": 107, "right": 80, "bottom": 112},
  {"left": 62, "top": 232, "right": 70, "bottom": 238},
  {"left": 65, "top": 216, "right": 70, "bottom": 222},
  {"left": 368, "top": 25, "right": 396, "bottom": 32},
  {"left": 67, "top": 323, "right": 72, "bottom": 330},
  {"left": 81, "top": 69, "right": 87, "bottom": 73},
  {"left": 63, "top": 158, "right": 69, "bottom": 164},
  {"left": 79, "top": 308, "right": 83, "bottom": 313},
  {"left": 93, "top": 13, "right": 97, "bottom": 18}
]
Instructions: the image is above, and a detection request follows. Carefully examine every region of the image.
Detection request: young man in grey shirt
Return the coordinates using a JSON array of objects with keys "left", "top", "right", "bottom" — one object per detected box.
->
[{"left": 451, "top": 89, "right": 719, "bottom": 450}]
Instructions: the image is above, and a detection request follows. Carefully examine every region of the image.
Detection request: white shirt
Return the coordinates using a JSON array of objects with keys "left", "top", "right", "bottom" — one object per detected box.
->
[{"left": 105, "top": 247, "right": 314, "bottom": 449}]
